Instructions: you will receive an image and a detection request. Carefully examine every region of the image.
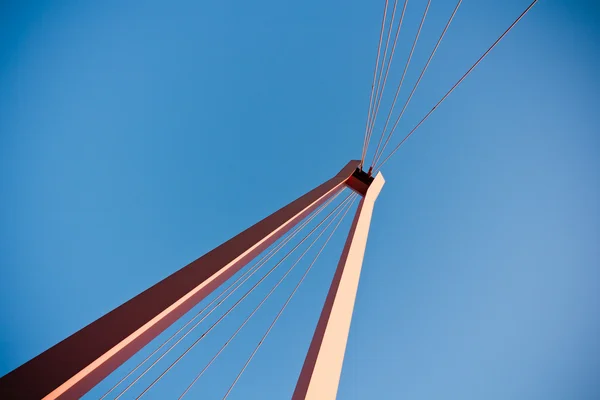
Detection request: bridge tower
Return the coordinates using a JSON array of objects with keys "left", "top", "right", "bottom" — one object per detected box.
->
[{"left": 0, "top": 160, "right": 384, "bottom": 399}]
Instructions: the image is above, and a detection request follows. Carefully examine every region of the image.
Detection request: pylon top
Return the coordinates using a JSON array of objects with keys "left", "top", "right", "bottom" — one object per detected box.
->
[{"left": 345, "top": 166, "right": 375, "bottom": 197}]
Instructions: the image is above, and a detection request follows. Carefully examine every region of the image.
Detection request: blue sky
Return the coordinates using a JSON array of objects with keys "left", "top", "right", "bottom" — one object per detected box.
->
[{"left": 1, "top": 0, "right": 599, "bottom": 399}]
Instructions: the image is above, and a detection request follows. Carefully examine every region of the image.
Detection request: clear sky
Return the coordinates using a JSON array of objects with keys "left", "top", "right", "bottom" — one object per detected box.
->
[{"left": 1, "top": 0, "right": 599, "bottom": 399}]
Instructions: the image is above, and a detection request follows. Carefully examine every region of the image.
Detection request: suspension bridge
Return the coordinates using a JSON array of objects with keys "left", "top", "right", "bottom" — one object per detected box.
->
[{"left": 0, "top": 0, "right": 540, "bottom": 398}]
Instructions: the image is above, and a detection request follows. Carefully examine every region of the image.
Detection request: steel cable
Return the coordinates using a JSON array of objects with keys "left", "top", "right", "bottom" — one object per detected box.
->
[
  {"left": 372, "top": 0, "right": 462, "bottom": 166},
  {"left": 178, "top": 196, "right": 356, "bottom": 399},
  {"left": 370, "top": 0, "right": 431, "bottom": 169},
  {"left": 134, "top": 193, "right": 354, "bottom": 399},
  {"left": 374, "top": 0, "right": 540, "bottom": 172},
  {"left": 362, "top": 0, "right": 399, "bottom": 161},
  {"left": 361, "top": 0, "right": 390, "bottom": 168},
  {"left": 220, "top": 198, "right": 356, "bottom": 400},
  {"left": 365, "top": 0, "right": 409, "bottom": 160},
  {"left": 101, "top": 190, "right": 343, "bottom": 399}
]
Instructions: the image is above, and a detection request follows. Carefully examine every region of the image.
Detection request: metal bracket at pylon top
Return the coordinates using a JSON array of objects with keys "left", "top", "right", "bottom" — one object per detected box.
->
[{"left": 345, "top": 167, "right": 375, "bottom": 197}]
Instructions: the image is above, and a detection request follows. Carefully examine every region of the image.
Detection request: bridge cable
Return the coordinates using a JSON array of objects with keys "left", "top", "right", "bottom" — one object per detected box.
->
[
  {"left": 179, "top": 196, "right": 357, "bottom": 399},
  {"left": 111, "top": 191, "right": 342, "bottom": 400},
  {"left": 365, "top": 0, "right": 409, "bottom": 160},
  {"left": 134, "top": 193, "right": 355, "bottom": 399},
  {"left": 374, "top": 0, "right": 540, "bottom": 172},
  {"left": 361, "top": 0, "right": 390, "bottom": 168},
  {"left": 101, "top": 190, "right": 343, "bottom": 399},
  {"left": 372, "top": 0, "right": 462, "bottom": 167},
  {"left": 369, "top": 0, "right": 431, "bottom": 169},
  {"left": 112, "top": 191, "right": 346, "bottom": 400},
  {"left": 362, "top": 0, "right": 399, "bottom": 161},
  {"left": 221, "top": 197, "right": 357, "bottom": 399}
]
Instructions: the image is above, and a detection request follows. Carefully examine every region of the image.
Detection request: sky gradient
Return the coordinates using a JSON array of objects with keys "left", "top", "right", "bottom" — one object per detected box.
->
[{"left": 1, "top": 0, "right": 599, "bottom": 398}]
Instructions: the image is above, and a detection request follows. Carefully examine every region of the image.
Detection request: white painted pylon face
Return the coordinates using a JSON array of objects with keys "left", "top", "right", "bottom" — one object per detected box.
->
[{"left": 293, "top": 173, "right": 385, "bottom": 400}]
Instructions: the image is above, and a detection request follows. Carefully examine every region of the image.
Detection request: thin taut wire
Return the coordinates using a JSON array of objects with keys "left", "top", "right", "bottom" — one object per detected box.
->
[
  {"left": 372, "top": 0, "right": 462, "bottom": 167},
  {"left": 362, "top": 0, "right": 399, "bottom": 162},
  {"left": 361, "top": 0, "right": 390, "bottom": 168},
  {"left": 365, "top": 0, "right": 409, "bottom": 159},
  {"left": 135, "top": 194, "right": 355, "bottom": 399},
  {"left": 179, "top": 196, "right": 357, "bottom": 399},
  {"left": 100, "top": 190, "right": 342, "bottom": 399},
  {"left": 370, "top": 0, "right": 431, "bottom": 168},
  {"left": 221, "top": 198, "right": 357, "bottom": 400},
  {"left": 113, "top": 192, "right": 348, "bottom": 400},
  {"left": 115, "top": 192, "right": 349, "bottom": 400},
  {"left": 375, "top": 0, "right": 540, "bottom": 172}
]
